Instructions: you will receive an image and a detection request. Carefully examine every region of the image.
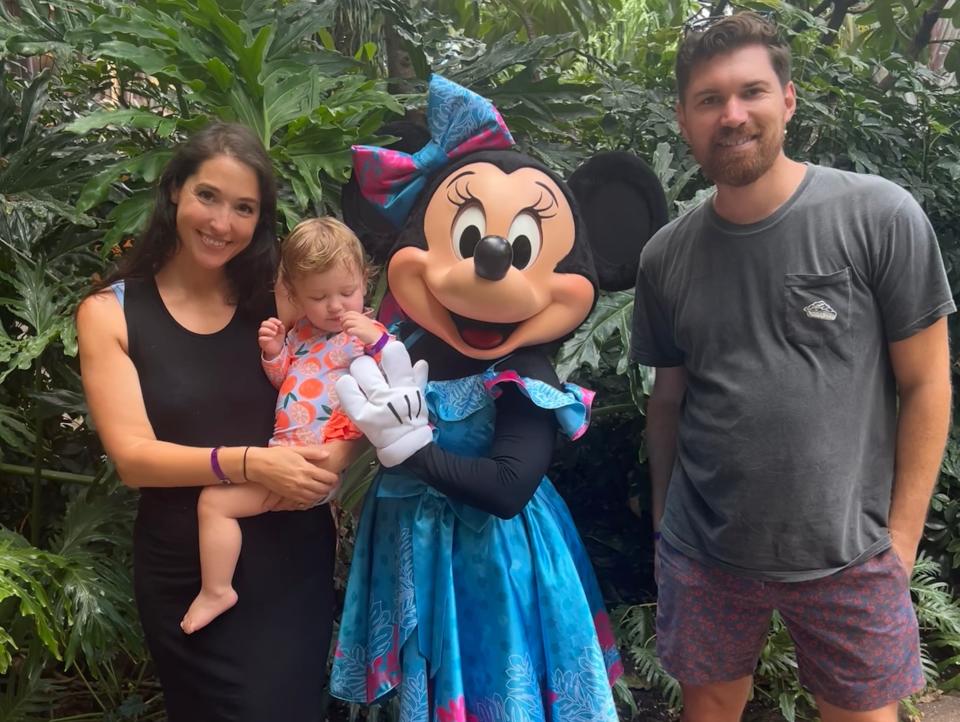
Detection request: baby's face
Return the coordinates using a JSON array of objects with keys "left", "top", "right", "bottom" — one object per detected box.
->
[{"left": 292, "top": 263, "right": 365, "bottom": 334}]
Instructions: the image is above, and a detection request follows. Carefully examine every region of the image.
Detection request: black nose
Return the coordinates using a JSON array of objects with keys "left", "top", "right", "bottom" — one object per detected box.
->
[{"left": 473, "top": 235, "right": 513, "bottom": 281}]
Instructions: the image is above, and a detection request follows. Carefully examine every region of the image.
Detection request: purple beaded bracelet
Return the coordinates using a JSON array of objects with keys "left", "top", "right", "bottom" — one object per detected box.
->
[{"left": 210, "top": 446, "right": 232, "bottom": 485}]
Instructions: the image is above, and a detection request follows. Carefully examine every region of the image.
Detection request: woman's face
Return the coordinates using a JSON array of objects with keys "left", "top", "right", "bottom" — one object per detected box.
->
[{"left": 170, "top": 154, "right": 261, "bottom": 270}]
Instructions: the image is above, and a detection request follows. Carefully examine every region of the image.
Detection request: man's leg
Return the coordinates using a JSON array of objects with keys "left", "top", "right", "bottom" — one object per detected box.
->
[
  {"left": 815, "top": 697, "right": 898, "bottom": 722},
  {"left": 681, "top": 676, "right": 753, "bottom": 722},
  {"left": 778, "top": 547, "right": 922, "bottom": 720},
  {"left": 656, "top": 540, "right": 772, "bottom": 722}
]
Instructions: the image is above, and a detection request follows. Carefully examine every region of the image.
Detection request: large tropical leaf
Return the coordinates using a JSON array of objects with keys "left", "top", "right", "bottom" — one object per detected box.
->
[
  {"left": 65, "top": 0, "right": 397, "bottom": 238},
  {"left": 556, "top": 290, "right": 635, "bottom": 381},
  {"left": 0, "top": 407, "right": 33, "bottom": 458},
  {"left": 0, "top": 531, "right": 63, "bottom": 669},
  {"left": 0, "top": 69, "right": 110, "bottom": 228},
  {"left": 49, "top": 487, "right": 141, "bottom": 672},
  {"left": 0, "top": 260, "right": 80, "bottom": 384},
  {"left": 0, "top": 0, "right": 117, "bottom": 57},
  {"left": 0, "top": 646, "right": 64, "bottom": 722}
]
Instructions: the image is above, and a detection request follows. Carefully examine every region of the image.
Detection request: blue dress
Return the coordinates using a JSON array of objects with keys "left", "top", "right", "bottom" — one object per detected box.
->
[{"left": 331, "top": 365, "right": 622, "bottom": 722}]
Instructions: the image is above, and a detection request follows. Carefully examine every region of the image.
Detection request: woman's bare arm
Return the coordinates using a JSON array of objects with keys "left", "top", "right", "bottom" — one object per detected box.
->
[{"left": 77, "top": 291, "right": 338, "bottom": 504}]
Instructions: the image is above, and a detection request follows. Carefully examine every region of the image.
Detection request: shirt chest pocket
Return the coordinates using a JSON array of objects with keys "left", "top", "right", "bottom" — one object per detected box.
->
[{"left": 783, "top": 267, "right": 851, "bottom": 347}]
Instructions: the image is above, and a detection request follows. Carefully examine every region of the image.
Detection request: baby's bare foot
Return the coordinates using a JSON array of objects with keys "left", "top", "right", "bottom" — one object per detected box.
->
[{"left": 180, "top": 587, "right": 238, "bottom": 634}]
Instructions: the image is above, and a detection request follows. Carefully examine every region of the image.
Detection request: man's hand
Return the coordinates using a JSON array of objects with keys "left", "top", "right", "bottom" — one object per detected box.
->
[
  {"left": 335, "top": 341, "right": 432, "bottom": 467},
  {"left": 889, "top": 529, "right": 918, "bottom": 581},
  {"left": 258, "top": 317, "right": 286, "bottom": 359}
]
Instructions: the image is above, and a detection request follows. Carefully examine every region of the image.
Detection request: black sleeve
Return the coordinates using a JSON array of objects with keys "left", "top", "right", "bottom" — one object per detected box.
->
[{"left": 402, "top": 385, "right": 557, "bottom": 519}]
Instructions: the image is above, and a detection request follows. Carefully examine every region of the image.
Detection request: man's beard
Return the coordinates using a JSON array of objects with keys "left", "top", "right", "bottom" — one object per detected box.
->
[{"left": 699, "top": 123, "right": 784, "bottom": 187}]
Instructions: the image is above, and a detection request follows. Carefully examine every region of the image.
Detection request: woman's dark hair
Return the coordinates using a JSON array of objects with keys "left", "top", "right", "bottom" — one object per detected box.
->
[{"left": 94, "top": 122, "right": 278, "bottom": 317}]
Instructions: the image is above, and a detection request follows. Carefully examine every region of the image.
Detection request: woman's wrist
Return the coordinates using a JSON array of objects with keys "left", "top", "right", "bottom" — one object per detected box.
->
[
  {"left": 210, "top": 446, "right": 233, "bottom": 484},
  {"left": 214, "top": 446, "right": 253, "bottom": 485}
]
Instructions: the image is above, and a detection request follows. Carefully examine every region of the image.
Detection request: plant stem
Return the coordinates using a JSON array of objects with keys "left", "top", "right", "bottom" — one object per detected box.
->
[
  {"left": 30, "top": 364, "right": 44, "bottom": 545},
  {"left": 592, "top": 403, "right": 641, "bottom": 419},
  {"left": 0, "top": 463, "right": 96, "bottom": 485},
  {"left": 75, "top": 665, "right": 109, "bottom": 713}
]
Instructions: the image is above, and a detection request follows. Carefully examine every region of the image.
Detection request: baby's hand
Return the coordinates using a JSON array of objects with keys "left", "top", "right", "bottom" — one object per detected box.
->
[
  {"left": 341, "top": 311, "right": 383, "bottom": 346},
  {"left": 258, "top": 317, "right": 286, "bottom": 359}
]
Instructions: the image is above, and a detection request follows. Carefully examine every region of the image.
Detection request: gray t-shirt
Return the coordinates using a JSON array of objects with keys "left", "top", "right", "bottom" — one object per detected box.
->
[{"left": 631, "top": 165, "right": 955, "bottom": 581}]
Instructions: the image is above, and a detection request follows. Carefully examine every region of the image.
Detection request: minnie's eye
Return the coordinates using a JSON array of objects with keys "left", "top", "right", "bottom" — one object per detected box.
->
[
  {"left": 452, "top": 204, "right": 486, "bottom": 260},
  {"left": 507, "top": 212, "right": 541, "bottom": 270}
]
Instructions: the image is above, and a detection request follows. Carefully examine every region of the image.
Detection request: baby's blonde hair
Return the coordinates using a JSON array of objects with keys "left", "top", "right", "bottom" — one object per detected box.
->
[{"left": 279, "top": 217, "right": 369, "bottom": 294}]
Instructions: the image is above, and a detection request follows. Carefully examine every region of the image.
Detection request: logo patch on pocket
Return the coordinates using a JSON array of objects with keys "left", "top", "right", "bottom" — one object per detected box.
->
[{"left": 803, "top": 299, "right": 838, "bottom": 321}]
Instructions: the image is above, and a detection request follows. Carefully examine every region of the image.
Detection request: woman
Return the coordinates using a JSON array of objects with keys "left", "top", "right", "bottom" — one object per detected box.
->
[{"left": 77, "top": 123, "right": 350, "bottom": 721}]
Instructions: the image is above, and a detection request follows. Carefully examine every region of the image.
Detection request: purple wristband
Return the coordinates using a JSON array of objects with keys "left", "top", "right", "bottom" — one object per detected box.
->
[
  {"left": 364, "top": 331, "right": 390, "bottom": 356},
  {"left": 653, "top": 531, "right": 662, "bottom": 541},
  {"left": 210, "top": 446, "right": 232, "bottom": 485}
]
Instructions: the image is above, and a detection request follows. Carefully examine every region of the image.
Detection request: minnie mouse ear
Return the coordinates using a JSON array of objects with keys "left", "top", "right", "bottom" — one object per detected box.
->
[
  {"left": 341, "top": 121, "right": 431, "bottom": 264},
  {"left": 568, "top": 151, "right": 668, "bottom": 291}
]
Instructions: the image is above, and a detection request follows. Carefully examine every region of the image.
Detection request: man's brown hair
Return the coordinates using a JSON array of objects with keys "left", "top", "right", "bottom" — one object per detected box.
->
[{"left": 675, "top": 11, "right": 791, "bottom": 103}]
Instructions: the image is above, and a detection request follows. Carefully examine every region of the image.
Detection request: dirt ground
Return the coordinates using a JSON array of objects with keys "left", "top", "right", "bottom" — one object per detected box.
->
[
  {"left": 619, "top": 691, "right": 960, "bottom": 721},
  {"left": 910, "top": 692, "right": 960, "bottom": 721}
]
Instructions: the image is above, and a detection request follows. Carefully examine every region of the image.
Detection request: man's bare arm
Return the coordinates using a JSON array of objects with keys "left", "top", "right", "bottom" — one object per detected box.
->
[
  {"left": 888, "top": 316, "right": 952, "bottom": 573},
  {"left": 646, "top": 366, "right": 688, "bottom": 531}
]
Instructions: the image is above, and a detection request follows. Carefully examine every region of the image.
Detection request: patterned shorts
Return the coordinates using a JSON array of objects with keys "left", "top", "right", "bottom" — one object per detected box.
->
[{"left": 655, "top": 540, "right": 924, "bottom": 712}]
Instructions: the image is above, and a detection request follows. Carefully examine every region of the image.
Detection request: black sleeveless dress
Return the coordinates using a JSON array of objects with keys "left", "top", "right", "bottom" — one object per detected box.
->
[{"left": 123, "top": 276, "right": 335, "bottom": 721}]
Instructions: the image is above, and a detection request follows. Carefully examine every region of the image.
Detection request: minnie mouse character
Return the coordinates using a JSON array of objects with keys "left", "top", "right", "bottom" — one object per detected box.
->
[{"left": 331, "top": 75, "right": 667, "bottom": 721}]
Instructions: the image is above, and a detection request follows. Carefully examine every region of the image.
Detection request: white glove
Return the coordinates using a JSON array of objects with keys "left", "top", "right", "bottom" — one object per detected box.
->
[{"left": 335, "top": 341, "right": 432, "bottom": 467}]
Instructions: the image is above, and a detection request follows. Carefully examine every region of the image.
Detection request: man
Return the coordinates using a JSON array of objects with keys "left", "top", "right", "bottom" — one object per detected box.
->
[{"left": 631, "top": 12, "right": 954, "bottom": 722}]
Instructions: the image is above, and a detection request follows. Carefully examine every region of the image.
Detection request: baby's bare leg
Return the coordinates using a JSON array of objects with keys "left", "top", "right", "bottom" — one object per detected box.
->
[{"left": 180, "top": 483, "right": 272, "bottom": 634}]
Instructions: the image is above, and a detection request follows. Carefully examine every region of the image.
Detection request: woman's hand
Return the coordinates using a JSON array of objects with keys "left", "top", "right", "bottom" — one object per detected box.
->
[{"left": 245, "top": 445, "right": 339, "bottom": 506}]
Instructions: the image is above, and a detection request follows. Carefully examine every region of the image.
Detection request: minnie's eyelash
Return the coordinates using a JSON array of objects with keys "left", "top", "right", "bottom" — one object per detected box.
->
[
  {"left": 447, "top": 180, "right": 477, "bottom": 206},
  {"left": 446, "top": 184, "right": 556, "bottom": 221},
  {"left": 524, "top": 192, "right": 557, "bottom": 220}
]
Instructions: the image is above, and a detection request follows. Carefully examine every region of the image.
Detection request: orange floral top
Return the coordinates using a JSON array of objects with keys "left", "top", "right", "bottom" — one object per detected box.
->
[{"left": 262, "top": 316, "right": 387, "bottom": 447}]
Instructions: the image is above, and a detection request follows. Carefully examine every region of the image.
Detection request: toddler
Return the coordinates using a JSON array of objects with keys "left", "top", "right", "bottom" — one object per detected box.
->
[{"left": 180, "top": 217, "right": 388, "bottom": 634}]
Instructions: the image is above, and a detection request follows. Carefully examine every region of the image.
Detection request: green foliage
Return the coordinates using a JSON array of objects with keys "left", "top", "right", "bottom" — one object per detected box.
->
[
  {"left": 0, "top": 480, "right": 152, "bottom": 721},
  {"left": 927, "top": 428, "right": 960, "bottom": 579},
  {"left": 1, "top": 0, "right": 405, "bottom": 247},
  {"left": 53, "top": 0, "right": 403, "bottom": 239},
  {"left": 615, "top": 604, "right": 681, "bottom": 711}
]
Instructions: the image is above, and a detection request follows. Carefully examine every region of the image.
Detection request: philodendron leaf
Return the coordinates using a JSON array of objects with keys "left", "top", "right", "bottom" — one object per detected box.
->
[
  {"left": 0, "top": 406, "right": 33, "bottom": 455},
  {"left": 237, "top": 25, "right": 272, "bottom": 93},
  {"left": 0, "top": 627, "right": 15, "bottom": 675},
  {"left": 0, "top": 532, "right": 64, "bottom": 660},
  {"left": 0, "top": 324, "right": 66, "bottom": 385},
  {"left": 65, "top": 108, "right": 177, "bottom": 137},
  {"left": 100, "top": 191, "right": 154, "bottom": 254},
  {"left": 76, "top": 149, "right": 173, "bottom": 212},
  {"left": 95, "top": 40, "right": 170, "bottom": 76},
  {"left": 555, "top": 290, "right": 635, "bottom": 382},
  {"left": 204, "top": 57, "right": 234, "bottom": 92}
]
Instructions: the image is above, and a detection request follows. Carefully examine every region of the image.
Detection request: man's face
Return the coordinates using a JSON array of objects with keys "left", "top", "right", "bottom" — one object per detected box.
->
[{"left": 677, "top": 44, "right": 796, "bottom": 187}]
